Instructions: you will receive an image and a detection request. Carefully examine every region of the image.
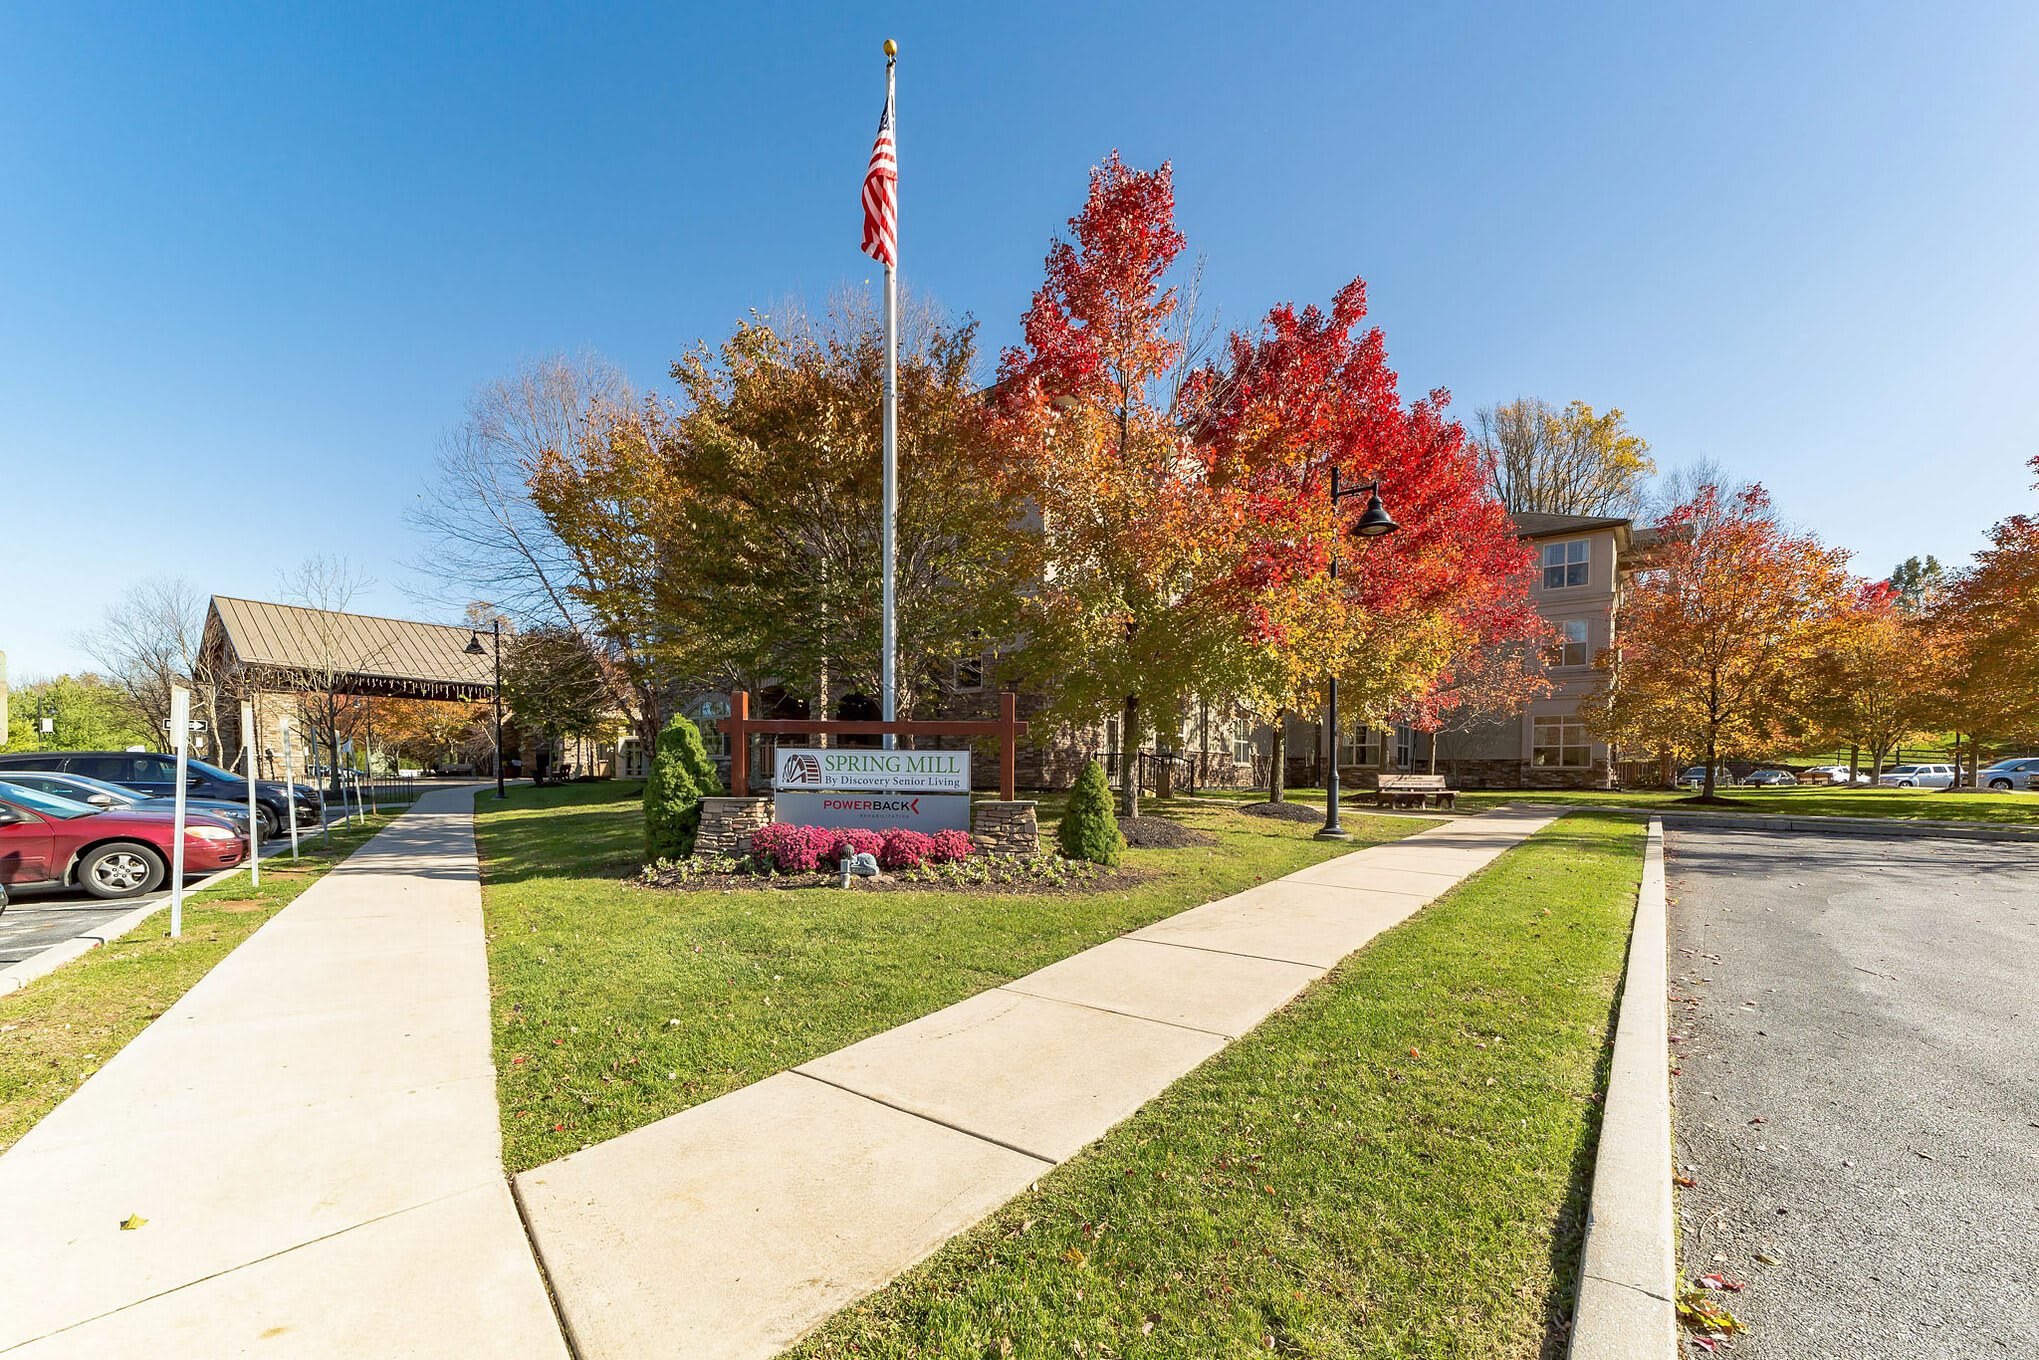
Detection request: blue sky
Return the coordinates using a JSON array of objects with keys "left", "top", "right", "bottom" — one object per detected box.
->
[{"left": 5, "top": 2, "right": 2036, "bottom": 677}]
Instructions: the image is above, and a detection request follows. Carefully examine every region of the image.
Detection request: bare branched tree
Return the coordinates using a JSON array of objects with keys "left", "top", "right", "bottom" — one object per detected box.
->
[
  {"left": 76, "top": 578, "right": 232, "bottom": 756},
  {"left": 406, "top": 352, "right": 632, "bottom": 637},
  {"left": 1644, "top": 455, "right": 1757, "bottom": 531}
]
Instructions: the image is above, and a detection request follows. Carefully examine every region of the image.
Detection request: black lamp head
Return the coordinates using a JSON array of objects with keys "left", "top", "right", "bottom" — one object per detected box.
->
[
  {"left": 1350, "top": 490, "right": 1399, "bottom": 539},
  {"left": 464, "top": 632, "right": 487, "bottom": 656}
]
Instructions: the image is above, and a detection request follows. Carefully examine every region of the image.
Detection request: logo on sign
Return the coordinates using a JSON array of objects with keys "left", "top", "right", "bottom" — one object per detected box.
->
[{"left": 782, "top": 753, "right": 823, "bottom": 786}]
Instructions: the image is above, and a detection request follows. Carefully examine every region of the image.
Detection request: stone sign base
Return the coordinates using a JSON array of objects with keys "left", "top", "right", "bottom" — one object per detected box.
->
[
  {"left": 970, "top": 800, "right": 1040, "bottom": 856},
  {"left": 697, "top": 796, "right": 772, "bottom": 857}
]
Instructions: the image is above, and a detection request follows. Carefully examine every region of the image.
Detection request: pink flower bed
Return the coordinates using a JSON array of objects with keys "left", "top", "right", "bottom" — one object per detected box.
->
[{"left": 747, "top": 823, "right": 974, "bottom": 875}]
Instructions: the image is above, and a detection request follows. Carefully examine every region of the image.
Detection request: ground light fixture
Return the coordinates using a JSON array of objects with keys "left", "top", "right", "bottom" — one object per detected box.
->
[
  {"left": 1318, "top": 467, "right": 1399, "bottom": 841},
  {"left": 466, "top": 622, "right": 506, "bottom": 800}
]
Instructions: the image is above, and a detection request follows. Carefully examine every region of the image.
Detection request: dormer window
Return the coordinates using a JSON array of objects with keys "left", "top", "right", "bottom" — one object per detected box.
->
[{"left": 1541, "top": 540, "right": 1590, "bottom": 589}]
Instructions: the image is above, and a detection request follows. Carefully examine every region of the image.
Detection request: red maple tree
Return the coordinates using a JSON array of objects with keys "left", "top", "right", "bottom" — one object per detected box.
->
[{"left": 1194, "top": 278, "right": 1544, "bottom": 792}]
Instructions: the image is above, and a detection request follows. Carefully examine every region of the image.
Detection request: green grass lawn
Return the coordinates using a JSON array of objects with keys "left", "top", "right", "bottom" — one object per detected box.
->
[
  {"left": 787, "top": 812, "right": 1647, "bottom": 1360},
  {"left": 1189, "top": 784, "right": 2039, "bottom": 826},
  {"left": 0, "top": 816, "right": 391, "bottom": 1153},
  {"left": 474, "top": 782, "right": 1432, "bottom": 1173}
]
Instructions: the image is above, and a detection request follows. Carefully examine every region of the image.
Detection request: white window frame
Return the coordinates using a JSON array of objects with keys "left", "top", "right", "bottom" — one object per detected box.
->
[
  {"left": 1531, "top": 716, "right": 1592, "bottom": 769},
  {"left": 1541, "top": 540, "right": 1590, "bottom": 590},
  {"left": 1554, "top": 618, "right": 1589, "bottom": 668},
  {"left": 1339, "top": 724, "right": 1373, "bottom": 767},
  {"left": 1394, "top": 724, "right": 1412, "bottom": 769}
]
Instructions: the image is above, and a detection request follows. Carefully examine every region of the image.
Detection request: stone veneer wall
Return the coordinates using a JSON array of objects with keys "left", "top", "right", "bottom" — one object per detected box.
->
[
  {"left": 1431, "top": 758, "right": 1616, "bottom": 790},
  {"left": 970, "top": 800, "right": 1040, "bottom": 856},
  {"left": 696, "top": 796, "right": 773, "bottom": 857}
]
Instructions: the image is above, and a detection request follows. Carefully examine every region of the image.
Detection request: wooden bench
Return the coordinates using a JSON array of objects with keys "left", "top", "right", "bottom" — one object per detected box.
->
[{"left": 1374, "top": 773, "right": 1458, "bottom": 811}]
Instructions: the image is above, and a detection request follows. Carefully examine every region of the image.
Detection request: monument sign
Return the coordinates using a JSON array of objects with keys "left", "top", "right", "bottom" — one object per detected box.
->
[{"left": 772, "top": 747, "right": 971, "bottom": 832}]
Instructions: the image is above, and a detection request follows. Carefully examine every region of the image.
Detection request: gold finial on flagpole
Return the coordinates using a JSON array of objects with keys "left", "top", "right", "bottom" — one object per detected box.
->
[{"left": 884, "top": 38, "right": 897, "bottom": 58}]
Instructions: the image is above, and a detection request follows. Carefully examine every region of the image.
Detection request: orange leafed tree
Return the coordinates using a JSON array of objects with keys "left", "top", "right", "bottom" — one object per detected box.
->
[
  {"left": 1935, "top": 455, "right": 2039, "bottom": 766},
  {"left": 1800, "top": 581, "right": 1942, "bottom": 778},
  {"left": 1588, "top": 483, "right": 1851, "bottom": 799}
]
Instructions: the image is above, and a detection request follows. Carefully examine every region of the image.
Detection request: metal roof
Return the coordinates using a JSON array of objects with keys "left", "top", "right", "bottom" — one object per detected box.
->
[
  {"left": 1508, "top": 511, "right": 1635, "bottom": 539},
  {"left": 208, "top": 596, "right": 495, "bottom": 694}
]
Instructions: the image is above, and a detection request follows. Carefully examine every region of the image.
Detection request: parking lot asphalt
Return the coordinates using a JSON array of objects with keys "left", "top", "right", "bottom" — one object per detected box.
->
[
  {"left": 1667, "top": 827, "right": 2039, "bottom": 1358},
  {"left": 0, "top": 888, "right": 163, "bottom": 967}
]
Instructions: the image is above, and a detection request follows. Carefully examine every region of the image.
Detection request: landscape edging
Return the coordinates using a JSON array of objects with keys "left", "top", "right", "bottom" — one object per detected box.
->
[{"left": 1568, "top": 815, "right": 1677, "bottom": 1359}]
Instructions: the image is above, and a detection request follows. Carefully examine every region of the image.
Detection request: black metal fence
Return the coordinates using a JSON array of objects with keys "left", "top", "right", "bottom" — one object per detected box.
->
[{"left": 322, "top": 772, "right": 425, "bottom": 814}]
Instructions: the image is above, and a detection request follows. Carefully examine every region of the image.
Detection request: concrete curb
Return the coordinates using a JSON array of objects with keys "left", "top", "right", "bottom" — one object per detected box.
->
[
  {"left": 1505, "top": 802, "right": 2039, "bottom": 843},
  {"left": 0, "top": 864, "right": 244, "bottom": 994},
  {"left": 1569, "top": 815, "right": 1677, "bottom": 1359}
]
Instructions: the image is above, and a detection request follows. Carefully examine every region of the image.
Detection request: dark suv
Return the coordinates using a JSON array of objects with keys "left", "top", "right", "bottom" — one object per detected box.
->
[{"left": 0, "top": 751, "right": 321, "bottom": 839}]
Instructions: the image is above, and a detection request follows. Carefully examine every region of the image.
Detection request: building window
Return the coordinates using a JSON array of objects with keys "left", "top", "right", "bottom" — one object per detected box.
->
[
  {"left": 1395, "top": 724, "right": 1412, "bottom": 769},
  {"left": 686, "top": 700, "right": 734, "bottom": 759},
  {"left": 1232, "top": 721, "right": 1256, "bottom": 764},
  {"left": 1340, "top": 725, "right": 1374, "bottom": 766},
  {"left": 1541, "top": 540, "right": 1590, "bottom": 589},
  {"left": 1532, "top": 716, "right": 1592, "bottom": 768},
  {"left": 1553, "top": 618, "right": 1589, "bottom": 667},
  {"left": 953, "top": 633, "right": 986, "bottom": 691}
]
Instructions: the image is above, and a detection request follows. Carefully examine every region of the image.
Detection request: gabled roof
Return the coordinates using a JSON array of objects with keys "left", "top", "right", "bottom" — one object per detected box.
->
[
  {"left": 1508, "top": 511, "right": 1634, "bottom": 539},
  {"left": 208, "top": 596, "right": 495, "bottom": 695}
]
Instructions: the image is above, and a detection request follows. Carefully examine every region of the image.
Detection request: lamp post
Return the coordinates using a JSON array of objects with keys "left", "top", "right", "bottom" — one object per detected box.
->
[
  {"left": 1317, "top": 467, "right": 1399, "bottom": 841},
  {"left": 466, "top": 622, "right": 505, "bottom": 800}
]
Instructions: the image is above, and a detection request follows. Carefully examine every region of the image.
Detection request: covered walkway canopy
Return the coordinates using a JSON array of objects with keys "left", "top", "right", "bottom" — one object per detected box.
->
[{"left": 202, "top": 596, "right": 496, "bottom": 701}]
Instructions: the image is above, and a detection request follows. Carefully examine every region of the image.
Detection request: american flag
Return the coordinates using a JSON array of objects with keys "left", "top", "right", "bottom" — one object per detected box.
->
[{"left": 860, "top": 87, "right": 897, "bottom": 266}]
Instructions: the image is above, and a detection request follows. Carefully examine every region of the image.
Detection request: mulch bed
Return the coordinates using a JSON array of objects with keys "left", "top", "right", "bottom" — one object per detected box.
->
[
  {"left": 1236, "top": 800, "right": 1327, "bottom": 823},
  {"left": 1116, "top": 816, "right": 1219, "bottom": 848}
]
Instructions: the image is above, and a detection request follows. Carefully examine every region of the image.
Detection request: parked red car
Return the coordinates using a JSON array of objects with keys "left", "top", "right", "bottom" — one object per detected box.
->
[{"left": 0, "top": 780, "right": 246, "bottom": 900}]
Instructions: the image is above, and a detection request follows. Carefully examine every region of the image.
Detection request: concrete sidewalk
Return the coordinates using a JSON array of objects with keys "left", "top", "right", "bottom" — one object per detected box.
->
[
  {"left": 0, "top": 786, "right": 565, "bottom": 1359},
  {"left": 516, "top": 806, "right": 1558, "bottom": 1360}
]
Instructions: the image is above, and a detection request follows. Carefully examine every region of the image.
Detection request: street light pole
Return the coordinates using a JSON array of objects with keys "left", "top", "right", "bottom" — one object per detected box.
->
[
  {"left": 1317, "top": 465, "right": 1399, "bottom": 842},
  {"left": 467, "top": 621, "right": 507, "bottom": 799},
  {"left": 492, "top": 620, "right": 505, "bottom": 800}
]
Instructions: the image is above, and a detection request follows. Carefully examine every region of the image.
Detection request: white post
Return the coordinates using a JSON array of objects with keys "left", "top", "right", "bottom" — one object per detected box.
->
[
  {"left": 169, "top": 686, "right": 190, "bottom": 937},
  {"left": 879, "top": 49, "right": 899, "bottom": 751},
  {"left": 241, "top": 700, "right": 261, "bottom": 888},
  {"left": 281, "top": 715, "right": 300, "bottom": 861}
]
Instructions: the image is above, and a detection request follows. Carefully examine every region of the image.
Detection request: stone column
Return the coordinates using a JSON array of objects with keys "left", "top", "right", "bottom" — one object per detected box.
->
[
  {"left": 695, "top": 796, "right": 773, "bottom": 858},
  {"left": 970, "top": 800, "right": 1039, "bottom": 856}
]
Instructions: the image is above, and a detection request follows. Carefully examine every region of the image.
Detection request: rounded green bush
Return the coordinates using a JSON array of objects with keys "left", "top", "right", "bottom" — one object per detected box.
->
[{"left": 1057, "top": 757, "right": 1125, "bottom": 866}]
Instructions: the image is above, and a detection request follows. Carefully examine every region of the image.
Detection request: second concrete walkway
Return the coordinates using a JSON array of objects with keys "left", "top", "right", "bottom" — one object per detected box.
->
[
  {"left": 517, "top": 806, "right": 1558, "bottom": 1360},
  {"left": 0, "top": 786, "right": 566, "bottom": 1359}
]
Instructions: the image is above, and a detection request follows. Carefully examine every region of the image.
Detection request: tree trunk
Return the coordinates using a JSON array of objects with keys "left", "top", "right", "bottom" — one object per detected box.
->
[
  {"left": 1848, "top": 744, "right": 1859, "bottom": 783},
  {"left": 1269, "top": 711, "right": 1288, "bottom": 804},
  {"left": 1120, "top": 694, "right": 1141, "bottom": 820},
  {"left": 1428, "top": 733, "right": 1439, "bottom": 775},
  {"left": 1702, "top": 727, "right": 1718, "bottom": 800}
]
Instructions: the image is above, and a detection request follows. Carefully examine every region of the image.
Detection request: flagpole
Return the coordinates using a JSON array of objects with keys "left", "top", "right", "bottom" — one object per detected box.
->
[{"left": 879, "top": 38, "right": 899, "bottom": 750}]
